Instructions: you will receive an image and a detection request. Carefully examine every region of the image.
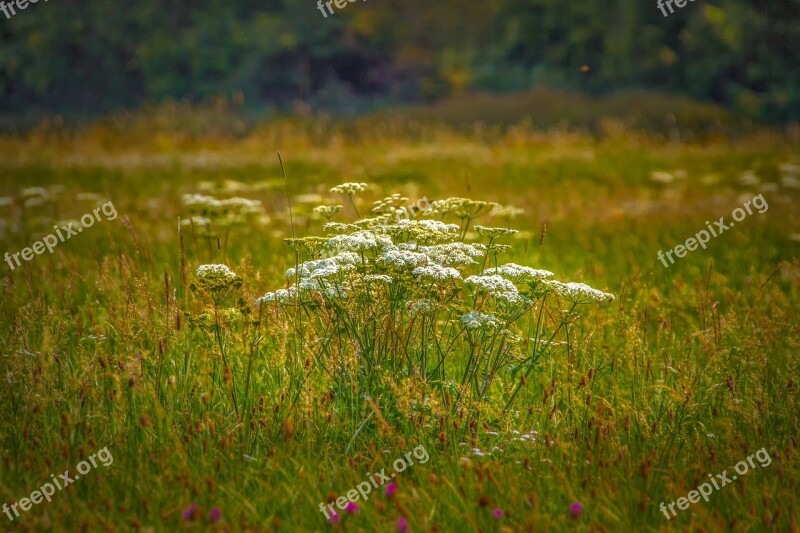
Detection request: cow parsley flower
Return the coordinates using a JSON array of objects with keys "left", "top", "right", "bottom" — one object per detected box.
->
[
  {"left": 257, "top": 286, "right": 298, "bottom": 304},
  {"left": 327, "top": 230, "right": 393, "bottom": 253},
  {"left": 363, "top": 274, "right": 393, "bottom": 284},
  {"left": 322, "top": 284, "right": 348, "bottom": 299},
  {"left": 413, "top": 264, "right": 461, "bottom": 281},
  {"left": 415, "top": 220, "right": 460, "bottom": 234},
  {"left": 407, "top": 299, "right": 433, "bottom": 315},
  {"left": 429, "top": 197, "right": 497, "bottom": 219},
  {"left": 286, "top": 253, "right": 359, "bottom": 279},
  {"left": 490, "top": 204, "right": 525, "bottom": 218},
  {"left": 323, "top": 222, "right": 361, "bottom": 235},
  {"left": 484, "top": 263, "right": 553, "bottom": 283},
  {"left": 330, "top": 182, "right": 369, "bottom": 195},
  {"left": 196, "top": 264, "right": 240, "bottom": 292},
  {"left": 313, "top": 205, "right": 343, "bottom": 221},
  {"left": 545, "top": 280, "right": 615, "bottom": 303},
  {"left": 475, "top": 225, "right": 518, "bottom": 239},
  {"left": 420, "top": 242, "right": 485, "bottom": 267},
  {"left": 460, "top": 311, "right": 502, "bottom": 331},
  {"left": 465, "top": 274, "right": 524, "bottom": 303},
  {"left": 378, "top": 249, "right": 429, "bottom": 268},
  {"left": 181, "top": 216, "right": 212, "bottom": 228},
  {"left": 218, "top": 197, "right": 263, "bottom": 214}
]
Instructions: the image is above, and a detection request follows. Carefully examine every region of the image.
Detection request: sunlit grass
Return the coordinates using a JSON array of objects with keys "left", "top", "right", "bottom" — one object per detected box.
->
[{"left": 0, "top": 115, "right": 798, "bottom": 532}]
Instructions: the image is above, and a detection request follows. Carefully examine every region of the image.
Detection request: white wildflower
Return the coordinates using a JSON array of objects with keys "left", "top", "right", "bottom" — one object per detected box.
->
[
  {"left": 484, "top": 263, "right": 553, "bottom": 283},
  {"left": 475, "top": 225, "right": 518, "bottom": 239},
  {"left": 378, "top": 249, "right": 429, "bottom": 268},
  {"left": 420, "top": 242, "right": 485, "bottom": 267},
  {"left": 413, "top": 264, "right": 461, "bottom": 281},
  {"left": 780, "top": 176, "right": 800, "bottom": 189},
  {"left": 650, "top": 171, "right": 675, "bottom": 184},
  {"left": 258, "top": 286, "right": 298, "bottom": 304},
  {"left": 407, "top": 299, "right": 433, "bottom": 314},
  {"left": 739, "top": 171, "right": 760, "bottom": 186},
  {"left": 327, "top": 230, "right": 393, "bottom": 253},
  {"left": 196, "top": 264, "right": 239, "bottom": 291},
  {"left": 21, "top": 187, "right": 49, "bottom": 199},
  {"left": 363, "top": 275, "right": 393, "bottom": 284},
  {"left": 490, "top": 204, "right": 525, "bottom": 218},
  {"left": 465, "top": 274, "right": 524, "bottom": 303},
  {"left": 323, "top": 222, "right": 361, "bottom": 234},
  {"left": 460, "top": 311, "right": 502, "bottom": 331},
  {"left": 545, "top": 280, "right": 614, "bottom": 303},
  {"left": 285, "top": 253, "right": 359, "bottom": 279},
  {"left": 330, "top": 182, "right": 369, "bottom": 195},
  {"left": 415, "top": 220, "right": 460, "bottom": 234},
  {"left": 314, "top": 205, "right": 343, "bottom": 219},
  {"left": 181, "top": 216, "right": 212, "bottom": 227}
]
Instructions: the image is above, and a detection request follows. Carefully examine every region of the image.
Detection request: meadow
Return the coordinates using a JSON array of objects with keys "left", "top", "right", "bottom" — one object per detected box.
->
[{"left": 0, "top": 104, "right": 798, "bottom": 532}]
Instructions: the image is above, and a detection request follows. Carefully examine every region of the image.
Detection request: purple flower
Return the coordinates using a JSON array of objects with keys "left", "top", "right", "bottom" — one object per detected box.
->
[
  {"left": 328, "top": 510, "right": 341, "bottom": 524},
  {"left": 396, "top": 515, "right": 408, "bottom": 533},
  {"left": 569, "top": 501, "right": 583, "bottom": 518},
  {"left": 209, "top": 507, "right": 221, "bottom": 523},
  {"left": 384, "top": 481, "right": 397, "bottom": 498},
  {"left": 492, "top": 508, "right": 503, "bottom": 519},
  {"left": 345, "top": 501, "right": 359, "bottom": 514},
  {"left": 182, "top": 502, "right": 198, "bottom": 521}
]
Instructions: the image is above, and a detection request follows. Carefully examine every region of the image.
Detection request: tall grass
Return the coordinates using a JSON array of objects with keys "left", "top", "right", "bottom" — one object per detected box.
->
[{"left": 0, "top": 116, "right": 798, "bottom": 531}]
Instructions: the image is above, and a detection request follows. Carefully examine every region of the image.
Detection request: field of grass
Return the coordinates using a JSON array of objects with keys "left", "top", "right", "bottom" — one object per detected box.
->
[{"left": 0, "top": 110, "right": 799, "bottom": 532}]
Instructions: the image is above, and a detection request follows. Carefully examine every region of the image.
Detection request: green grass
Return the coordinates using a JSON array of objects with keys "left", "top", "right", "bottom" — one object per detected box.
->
[{"left": 0, "top": 115, "right": 798, "bottom": 532}]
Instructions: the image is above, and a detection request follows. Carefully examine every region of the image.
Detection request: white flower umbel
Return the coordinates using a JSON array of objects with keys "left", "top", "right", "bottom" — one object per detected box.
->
[
  {"left": 465, "top": 274, "right": 524, "bottom": 304},
  {"left": 378, "top": 249, "right": 429, "bottom": 269},
  {"left": 407, "top": 299, "right": 433, "bottom": 315},
  {"left": 258, "top": 286, "right": 298, "bottom": 304},
  {"left": 475, "top": 225, "right": 518, "bottom": 239},
  {"left": 415, "top": 220, "right": 461, "bottom": 234},
  {"left": 460, "top": 311, "right": 502, "bottom": 331},
  {"left": 412, "top": 264, "right": 461, "bottom": 281},
  {"left": 420, "top": 242, "right": 485, "bottom": 267},
  {"left": 313, "top": 205, "right": 343, "bottom": 220},
  {"left": 483, "top": 263, "right": 554, "bottom": 283},
  {"left": 218, "top": 197, "right": 263, "bottom": 213},
  {"left": 327, "top": 230, "right": 393, "bottom": 253},
  {"left": 363, "top": 274, "right": 393, "bottom": 284},
  {"left": 385, "top": 219, "right": 461, "bottom": 243},
  {"left": 330, "top": 182, "right": 369, "bottom": 195},
  {"left": 323, "top": 222, "right": 361, "bottom": 235},
  {"left": 545, "top": 280, "right": 615, "bottom": 304},
  {"left": 196, "top": 264, "right": 239, "bottom": 291},
  {"left": 285, "top": 253, "right": 359, "bottom": 280}
]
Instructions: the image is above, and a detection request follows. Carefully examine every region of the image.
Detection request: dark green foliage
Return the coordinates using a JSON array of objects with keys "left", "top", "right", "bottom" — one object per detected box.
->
[{"left": 0, "top": 0, "right": 798, "bottom": 120}]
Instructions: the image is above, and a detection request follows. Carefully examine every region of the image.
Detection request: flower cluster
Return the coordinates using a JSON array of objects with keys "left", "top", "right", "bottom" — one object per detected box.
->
[
  {"left": 544, "top": 281, "right": 615, "bottom": 304},
  {"left": 483, "top": 263, "right": 553, "bottom": 283},
  {"left": 195, "top": 264, "right": 243, "bottom": 304},
  {"left": 465, "top": 274, "right": 527, "bottom": 304},
  {"left": 196, "top": 264, "right": 239, "bottom": 292},
  {"left": 255, "top": 188, "right": 614, "bottom": 409},
  {"left": 330, "top": 182, "right": 369, "bottom": 195},
  {"left": 182, "top": 193, "right": 266, "bottom": 230}
]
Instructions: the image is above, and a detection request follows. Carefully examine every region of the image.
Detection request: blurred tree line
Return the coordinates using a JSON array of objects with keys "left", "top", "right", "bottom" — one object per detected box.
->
[{"left": 0, "top": 0, "right": 798, "bottom": 121}]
